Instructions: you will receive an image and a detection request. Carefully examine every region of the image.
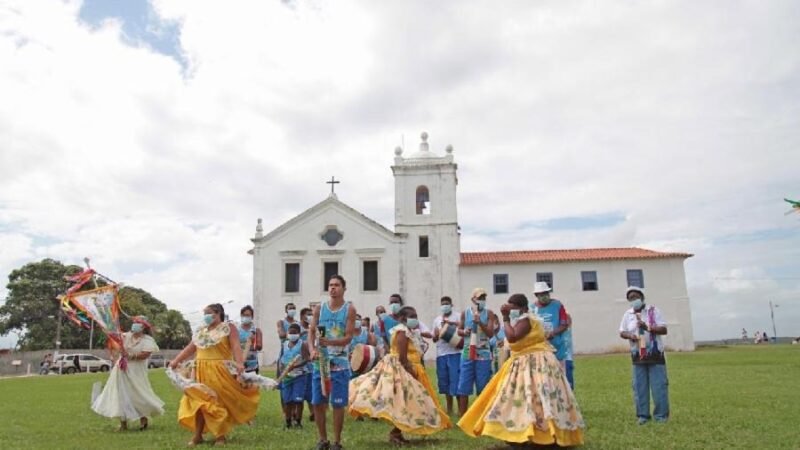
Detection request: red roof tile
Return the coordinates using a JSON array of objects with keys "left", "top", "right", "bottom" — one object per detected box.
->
[{"left": 460, "top": 247, "right": 693, "bottom": 265}]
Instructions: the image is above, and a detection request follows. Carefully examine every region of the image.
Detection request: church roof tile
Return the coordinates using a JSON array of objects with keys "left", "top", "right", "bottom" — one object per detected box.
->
[{"left": 460, "top": 247, "right": 693, "bottom": 265}]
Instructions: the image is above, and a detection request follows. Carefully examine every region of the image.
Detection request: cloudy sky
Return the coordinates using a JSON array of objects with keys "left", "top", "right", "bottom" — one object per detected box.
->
[{"left": 1, "top": 0, "right": 798, "bottom": 346}]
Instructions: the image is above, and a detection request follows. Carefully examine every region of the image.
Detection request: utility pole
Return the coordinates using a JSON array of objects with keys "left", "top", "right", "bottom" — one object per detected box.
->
[
  {"left": 769, "top": 301, "right": 778, "bottom": 344},
  {"left": 55, "top": 305, "right": 63, "bottom": 374}
]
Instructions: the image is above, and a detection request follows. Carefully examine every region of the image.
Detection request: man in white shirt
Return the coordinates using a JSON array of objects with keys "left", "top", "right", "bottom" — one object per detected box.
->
[
  {"left": 619, "top": 286, "right": 669, "bottom": 425},
  {"left": 431, "top": 296, "right": 461, "bottom": 414}
]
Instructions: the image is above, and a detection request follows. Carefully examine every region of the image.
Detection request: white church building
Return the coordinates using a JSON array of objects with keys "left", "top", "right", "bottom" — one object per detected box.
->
[{"left": 249, "top": 133, "right": 694, "bottom": 363}]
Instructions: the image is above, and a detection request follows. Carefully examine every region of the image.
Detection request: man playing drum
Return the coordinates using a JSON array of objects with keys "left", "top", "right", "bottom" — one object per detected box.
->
[{"left": 431, "top": 296, "right": 462, "bottom": 415}]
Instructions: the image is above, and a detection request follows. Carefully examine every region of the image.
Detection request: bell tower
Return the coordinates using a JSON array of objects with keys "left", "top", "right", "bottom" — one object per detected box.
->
[{"left": 392, "top": 132, "right": 461, "bottom": 306}]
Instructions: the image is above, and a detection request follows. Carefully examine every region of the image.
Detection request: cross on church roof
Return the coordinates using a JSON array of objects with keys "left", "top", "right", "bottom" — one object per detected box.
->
[{"left": 326, "top": 176, "right": 340, "bottom": 194}]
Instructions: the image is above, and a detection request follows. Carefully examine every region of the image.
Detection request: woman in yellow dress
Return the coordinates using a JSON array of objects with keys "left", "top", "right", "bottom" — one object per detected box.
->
[
  {"left": 349, "top": 306, "right": 452, "bottom": 444},
  {"left": 169, "top": 303, "right": 260, "bottom": 447},
  {"left": 458, "top": 294, "right": 585, "bottom": 447}
]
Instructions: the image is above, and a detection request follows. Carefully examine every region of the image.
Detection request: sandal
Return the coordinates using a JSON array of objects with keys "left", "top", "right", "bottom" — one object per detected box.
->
[
  {"left": 213, "top": 436, "right": 227, "bottom": 446},
  {"left": 187, "top": 437, "right": 203, "bottom": 448}
]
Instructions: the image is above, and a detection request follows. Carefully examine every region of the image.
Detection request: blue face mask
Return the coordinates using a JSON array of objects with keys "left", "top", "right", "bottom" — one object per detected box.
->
[
  {"left": 241, "top": 317, "right": 252, "bottom": 325},
  {"left": 131, "top": 323, "right": 144, "bottom": 333},
  {"left": 203, "top": 314, "right": 215, "bottom": 325},
  {"left": 288, "top": 334, "right": 300, "bottom": 342},
  {"left": 630, "top": 299, "right": 645, "bottom": 311},
  {"left": 379, "top": 312, "right": 388, "bottom": 321},
  {"left": 390, "top": 303, "right": 401, "bottom": 314},
  {"left": 406, "top": 318, "right": 419, "bottom": 329},
  {"left": 441, "top": 304, "right": 452, "bottom": 315},
  {"left": 476, "top": 300, "right": 486, "bottom": 311},
  {"left": 287, "top": 309, "right": 296, "bottom": 318},
  {"left": 354, "top": 320, "right": 362, "bottom": 329},
  {"left": 509, "top": 309, "right": 521, "bottom": 321}
]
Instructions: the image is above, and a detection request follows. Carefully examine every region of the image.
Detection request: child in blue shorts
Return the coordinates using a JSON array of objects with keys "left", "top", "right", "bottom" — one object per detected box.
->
[{"left": 280, "top": 323, "right": 309, "bottom": 428}]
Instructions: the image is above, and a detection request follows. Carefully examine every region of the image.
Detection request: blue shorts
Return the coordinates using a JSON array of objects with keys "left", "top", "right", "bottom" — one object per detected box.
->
[
  {"left": 311, "top": 369, "right": 350, "bottom": 408},
  {"left": 436, "top": 353, "right": 461, "bottom": 396},
  {"left": 457, "top": 359, "right": 493, "bottom": 396},
  {"left": 281, "top": 373, "right": 309, "bottom": 404}
]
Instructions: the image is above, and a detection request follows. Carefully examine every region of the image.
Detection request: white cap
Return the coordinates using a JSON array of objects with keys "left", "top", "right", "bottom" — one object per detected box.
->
[
  {"left": 533, "top": 281, "right": 552, "bottom": 294},
  {"left": 626, "top": 286, "right": 645, "bottom": 299}
]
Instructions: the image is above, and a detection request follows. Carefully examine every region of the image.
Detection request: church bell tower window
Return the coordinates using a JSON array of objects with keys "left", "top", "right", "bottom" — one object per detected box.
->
[{"left": 415, "top": 186, "right": 430, "bottom": 215}]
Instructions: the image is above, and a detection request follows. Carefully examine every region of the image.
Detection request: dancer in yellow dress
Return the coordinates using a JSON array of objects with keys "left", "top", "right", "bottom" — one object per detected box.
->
[
  {"left": 458, "top": 294, "right": 585, "bottom": 447},
  {"left": 169, "top": 303, "right": 260, "bottom": 447},
  {"left": 349, "top": 306, "right": 452, "bottom": 444}
]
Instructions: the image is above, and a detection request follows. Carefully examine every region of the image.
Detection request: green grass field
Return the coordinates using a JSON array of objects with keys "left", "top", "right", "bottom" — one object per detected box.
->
[{"left": 0, "top": 345, "right": 798, "bottom": 449}]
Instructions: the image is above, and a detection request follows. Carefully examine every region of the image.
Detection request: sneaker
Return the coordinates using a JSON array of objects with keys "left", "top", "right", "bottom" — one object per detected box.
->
[
  {"left": 654, "top": 417, "right": 668, "bottom": 423},
  {"left": 330, "top": 443, "right": 343, "bottom": 450},
  {"left": 314, "top": 441, "right": 330, "bottom": 450},
  {"left": 284, "top": 420, "right": 293, "bottom": 429},
  {"left": 294, "top": 419, "right": 303, "bottom": 428},
  {"left": 637, "top": 417, "right": 649, "bottom": 425}
]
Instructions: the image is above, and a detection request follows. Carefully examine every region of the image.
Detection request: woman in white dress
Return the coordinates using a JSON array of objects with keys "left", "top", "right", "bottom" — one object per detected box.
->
[{"left": 92, "top": 316, "right": 165, "bottom": 431}]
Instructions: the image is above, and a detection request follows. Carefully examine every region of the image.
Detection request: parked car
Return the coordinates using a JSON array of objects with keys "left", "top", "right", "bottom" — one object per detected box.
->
[
  {"left": 51, "top": 353, "right": 112, "bottom": 374},
  {"left": 147, "top": 354, "right": 167, "bottom": 369}
]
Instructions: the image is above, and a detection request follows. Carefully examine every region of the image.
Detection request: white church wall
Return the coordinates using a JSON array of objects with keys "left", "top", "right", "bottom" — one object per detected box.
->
[
  {"left": 459, "top": 257, "right": 694, "bottom": 354},
  {"left": 252, "top": 203, "right": 403, "bottom": 365}
]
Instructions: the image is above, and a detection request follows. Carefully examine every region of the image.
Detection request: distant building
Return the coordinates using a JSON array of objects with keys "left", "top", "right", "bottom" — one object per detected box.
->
[{"left": 250, "top": 133, "right": 694, "bottom": 363}]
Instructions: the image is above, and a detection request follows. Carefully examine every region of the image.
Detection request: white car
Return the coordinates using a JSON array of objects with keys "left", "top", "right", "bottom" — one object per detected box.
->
[{"left": 51, "top": 353, "right": 112, "bottom": 374}]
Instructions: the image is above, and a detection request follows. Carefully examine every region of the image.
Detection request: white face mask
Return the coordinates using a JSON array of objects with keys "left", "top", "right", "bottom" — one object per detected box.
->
[{"left": 389, "top": 303, "right": 401, "bottom": 314}]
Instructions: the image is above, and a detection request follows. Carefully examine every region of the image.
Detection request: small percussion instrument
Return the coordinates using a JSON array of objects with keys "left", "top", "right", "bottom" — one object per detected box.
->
[
  {"left": 438, "top": 323, "right": 464, "bottom": 349},
  {"left": 349, "top": 343, "right": 379, "bottom": 375}
]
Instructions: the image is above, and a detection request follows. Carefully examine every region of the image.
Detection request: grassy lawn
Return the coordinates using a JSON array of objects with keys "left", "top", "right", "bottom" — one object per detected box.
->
[{"left": 0, "top": 345, "right": 797, "bottom": 449}]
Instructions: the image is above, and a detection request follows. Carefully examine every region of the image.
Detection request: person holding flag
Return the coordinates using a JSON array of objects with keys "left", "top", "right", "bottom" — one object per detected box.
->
[
  {"left": 455, "top": 288, "right": 497, "bottom": 417},
  {"left": 91, "top": 316, "right": 165, "bottom": 431}
]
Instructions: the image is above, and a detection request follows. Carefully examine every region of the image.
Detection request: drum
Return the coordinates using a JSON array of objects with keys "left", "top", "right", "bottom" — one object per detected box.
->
[
  {"left": 349, "top": 344, "right": 378, "bottom": 375},
  {"left": 439, "top": 323, "right": 464, "bottom": 349}
]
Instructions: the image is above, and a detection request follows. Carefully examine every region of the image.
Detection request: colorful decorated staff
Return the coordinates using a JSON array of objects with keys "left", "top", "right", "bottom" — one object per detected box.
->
[
  {"left": 317, "top": 325, "right": 332, "bottom": 396},
  {"left": 635, "top": 312, "right": 647, "bottom": 359},
  {"left": 277, "top": 353, "right": 304, "bottom": 384}
]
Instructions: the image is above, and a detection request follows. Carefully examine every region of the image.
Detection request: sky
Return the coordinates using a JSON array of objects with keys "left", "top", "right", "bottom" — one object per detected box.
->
[{"left": 0, "top": 0, "right": 798, "bottom": 347}]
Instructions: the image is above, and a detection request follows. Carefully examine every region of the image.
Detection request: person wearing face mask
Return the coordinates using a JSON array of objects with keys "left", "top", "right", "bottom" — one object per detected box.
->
[
  {"left": 456, "top": 288, "right": 498, "bottom": 417},
  {"left": 431, "top": 296, "right": 461, "bottom": 414},
  {"left": 239, "top": 305, "right": 263, "bottom": 374},
  {"left": 276, "top": 303, "right": 298, "bottom": 369},
  {"left": 458, "top": 294, "right": 584, "bottom": 446},
  {"left": 373, "top": 305, "right": 388, "bottom": 356},
  {"left": 619, "top": 286, "right": 669, "bottom": 425},
  {"left": 532, "top": 282, "right": 570, "bottom": 372},
  {"left": 170, "top": 303, "right": 259, "bottom": 447},
  {"left": 349, "top": 306, "right": 452, "bottom": 444},
  {"left": 92, "top": 316, "right": 164, "bottom": 431},
  {"left": 380, "top": 294, "right": 405, "bottom": 344},
  {"left": 299, "top": 306, "right": 315, "bottom": 422},
  {"left": 280, "top": 322, "right": 310, "bottom": 429}
]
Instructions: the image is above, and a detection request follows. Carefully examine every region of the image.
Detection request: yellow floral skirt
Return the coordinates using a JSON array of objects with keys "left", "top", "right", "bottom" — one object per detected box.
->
[
  {"left": 349, "top": 355, "right": 452, "bottom": 435},
  {"left": 177, "top": 360, "right": 260, "bottom": 438},
  {"left": 458, "top": 350, "right": 584, "bottom": 446}
]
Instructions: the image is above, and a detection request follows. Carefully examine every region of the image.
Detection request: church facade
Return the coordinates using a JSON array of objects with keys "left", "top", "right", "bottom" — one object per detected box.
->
[{"left": 250, "top": 133, "right": 694, "bottom": 363}]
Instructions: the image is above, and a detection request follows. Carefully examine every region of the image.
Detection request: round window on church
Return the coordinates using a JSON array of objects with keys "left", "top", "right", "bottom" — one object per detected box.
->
[{"left": 321, "top": 227, "right": 344, "bottom": 246}]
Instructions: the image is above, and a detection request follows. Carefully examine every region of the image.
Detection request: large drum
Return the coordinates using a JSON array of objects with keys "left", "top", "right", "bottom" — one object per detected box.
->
[
  {"left": 439, "top": 323, "right": 464, "bottom": 349},
  {"left": 350, "top": 344, "right": 379, "bottom": 375}
]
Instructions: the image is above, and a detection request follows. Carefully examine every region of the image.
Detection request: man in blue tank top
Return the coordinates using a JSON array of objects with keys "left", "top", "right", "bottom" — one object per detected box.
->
[
  {"left": 532, "top": 281, "right": 570, "bottom": 372},
  {"left": 456, "top": 287, "right": 498, "bottom": 417},
  {"left": 308, "top": 275, "right": 357, "bottom": 450}
]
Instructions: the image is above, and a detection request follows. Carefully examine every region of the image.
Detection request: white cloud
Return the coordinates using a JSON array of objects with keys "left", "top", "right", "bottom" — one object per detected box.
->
[{"left": 0, "top": 0, "right": 799, "bottom": 342}]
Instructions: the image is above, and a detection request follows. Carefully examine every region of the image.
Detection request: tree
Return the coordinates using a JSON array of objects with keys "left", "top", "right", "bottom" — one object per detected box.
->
[
  {"left": 0, "top": 259, "right": 86, "bottom": 350},
  {"left": 0, "top": 259, "right": 192, "bottom": 350}
]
